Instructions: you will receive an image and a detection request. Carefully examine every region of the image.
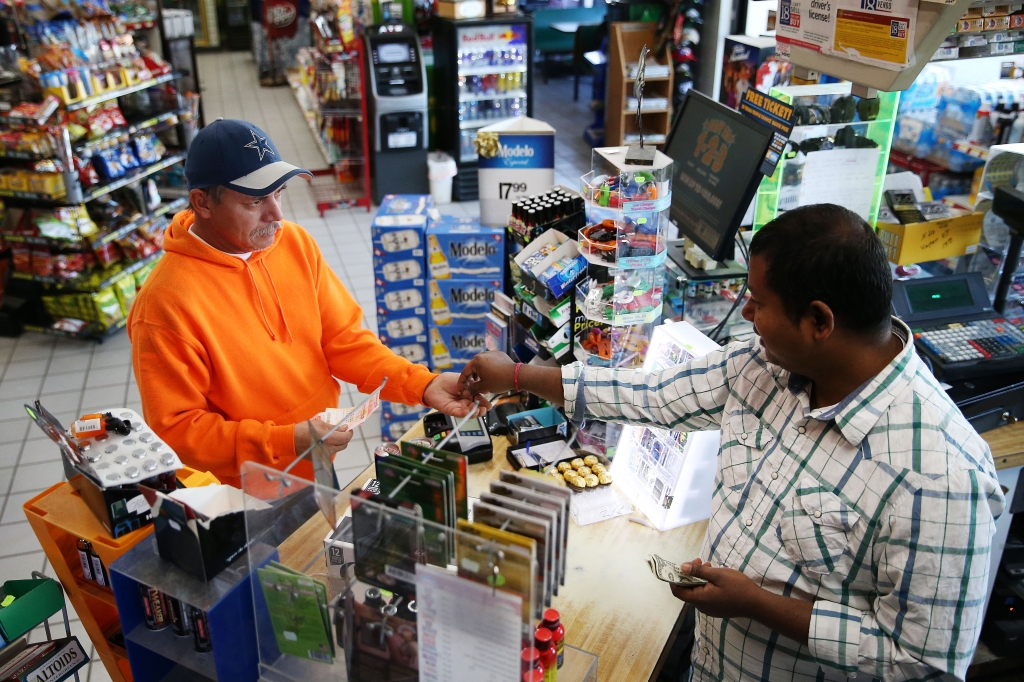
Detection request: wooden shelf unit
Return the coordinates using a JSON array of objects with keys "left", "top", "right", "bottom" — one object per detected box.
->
[
  {"left": 606, "top": 22, "right": 674, "bottom": 148},
  {"left": 22, "top": 468, "right": 218, "bottom": 682}
]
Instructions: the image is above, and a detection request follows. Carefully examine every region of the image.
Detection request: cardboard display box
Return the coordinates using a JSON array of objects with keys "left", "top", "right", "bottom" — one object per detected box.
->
[
  {"left": 425, "top": 214, "right": 504, "bottom": 278},
  {"left": 0, "top": 579, "right": 64, "bottom": 642},
  {"left": 875, "top": 212, "right": 984, "bottom": 265},
  {"left": 145, "top": 485, "right": 271, "bottom": 582},
  {"left": 428, "top": 278, "right": 503, "bottom": 326}
]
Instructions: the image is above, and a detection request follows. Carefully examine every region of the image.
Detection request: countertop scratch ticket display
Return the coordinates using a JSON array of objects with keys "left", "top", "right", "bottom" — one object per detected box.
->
[{"left": 776, "top": 0, "right": 919, "bottom": 70}]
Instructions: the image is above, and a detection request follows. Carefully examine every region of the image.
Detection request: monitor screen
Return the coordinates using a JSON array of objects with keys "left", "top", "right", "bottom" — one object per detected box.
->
[
  {"left": 377, "top": 42, "right": 410, "bottom": 63},
  {"left": 905, "top": 278, "right": 974, "bottom": 314},
  {"left": 664, "top": 90, "right": 773, "bottom": 260}
]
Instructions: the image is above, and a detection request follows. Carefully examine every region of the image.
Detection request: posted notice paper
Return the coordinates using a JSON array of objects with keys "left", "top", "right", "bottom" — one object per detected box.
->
[
  {"left": 776, "top": 0, "right": 918, "bottom": 70},
  {"left": 416, "top": 563, "right": 522, "bottom": 682}
]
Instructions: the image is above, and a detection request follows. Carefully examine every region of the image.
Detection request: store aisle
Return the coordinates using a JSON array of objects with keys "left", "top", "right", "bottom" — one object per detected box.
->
[{"left": 0, "top": 49, "right": 476, "bottom": 682}]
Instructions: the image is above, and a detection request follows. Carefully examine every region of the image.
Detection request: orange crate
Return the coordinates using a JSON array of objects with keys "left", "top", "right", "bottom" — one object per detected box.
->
[{"left": 23, "top": 467, "right": 218, "bottom": 682}]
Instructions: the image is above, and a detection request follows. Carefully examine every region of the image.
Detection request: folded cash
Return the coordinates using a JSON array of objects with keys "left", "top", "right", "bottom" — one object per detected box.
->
[{"left": 647, "top": 553, "right": 708, "bottom": 586}]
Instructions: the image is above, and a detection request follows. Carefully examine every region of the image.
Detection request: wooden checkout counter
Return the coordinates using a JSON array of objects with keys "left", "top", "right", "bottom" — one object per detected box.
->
[{"left": 280, "top": 419, "right": 1024, "bottom": 682}]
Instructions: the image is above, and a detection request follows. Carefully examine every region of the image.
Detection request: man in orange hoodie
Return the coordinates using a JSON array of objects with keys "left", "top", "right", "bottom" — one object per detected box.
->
[{"left": 128, "top": 120, "right": 478, "bottom": 486}]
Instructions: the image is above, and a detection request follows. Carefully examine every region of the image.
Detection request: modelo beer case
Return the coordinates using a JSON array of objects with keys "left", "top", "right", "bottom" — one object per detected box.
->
[
  {"left": 427, "top": 278, "right": 502, "bottom": 325},
  {"left": 425, "top": 214, "right": 504, "bottom": 278}
]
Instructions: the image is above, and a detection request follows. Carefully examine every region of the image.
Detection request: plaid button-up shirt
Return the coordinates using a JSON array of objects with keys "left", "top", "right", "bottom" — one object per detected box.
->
[{"left": 562, "top": 319, "right": 1004, "bottom": 681}]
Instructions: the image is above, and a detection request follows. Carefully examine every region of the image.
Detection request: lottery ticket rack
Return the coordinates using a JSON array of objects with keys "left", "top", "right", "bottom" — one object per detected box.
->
[{"left": 238, "top": 462, "right": 600, "bottom": 682}]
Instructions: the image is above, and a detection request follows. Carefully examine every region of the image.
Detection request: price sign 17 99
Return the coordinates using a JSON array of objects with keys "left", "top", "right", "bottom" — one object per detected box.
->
[{"left": 499, "top": 182, "right": 528, "bottom": 199}]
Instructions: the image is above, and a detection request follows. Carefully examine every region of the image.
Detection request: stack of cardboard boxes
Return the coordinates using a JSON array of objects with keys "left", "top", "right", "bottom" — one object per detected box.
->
[
  {"left": 425, "top": 214, "right": 505, "bottom": 373},
  {"left": 371, "top": 195, "right": 433, "bottom": 441}
]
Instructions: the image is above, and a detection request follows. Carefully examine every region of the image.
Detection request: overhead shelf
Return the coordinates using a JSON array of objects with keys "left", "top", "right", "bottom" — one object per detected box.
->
[{"left": 783, "top": 0, "right": 973, "bottom": 95}]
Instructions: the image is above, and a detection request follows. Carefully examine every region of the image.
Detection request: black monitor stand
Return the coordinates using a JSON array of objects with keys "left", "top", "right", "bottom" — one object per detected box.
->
[{"left": 992, "top": 185, "right": 1024, "bottom": 314}]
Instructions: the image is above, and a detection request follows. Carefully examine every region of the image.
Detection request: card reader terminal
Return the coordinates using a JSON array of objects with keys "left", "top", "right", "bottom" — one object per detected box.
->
[{"left": 422, "top": 412, "right": 493, "bottom": 463}]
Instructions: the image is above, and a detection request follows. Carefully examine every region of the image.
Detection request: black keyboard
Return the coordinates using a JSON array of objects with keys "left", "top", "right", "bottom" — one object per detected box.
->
[{"left": 913, "top": 318, "right": 1024, "bottom": 381}]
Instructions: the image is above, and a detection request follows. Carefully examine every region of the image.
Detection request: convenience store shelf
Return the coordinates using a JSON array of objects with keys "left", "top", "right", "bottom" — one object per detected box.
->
[
  {"left": 458, "top": 90, "right": 527, "bottom": 102},
  {"left": 1, "top": 196, "right": 185, "bottom": 248},
  {"left": 66, "top": 71, "right": 185, "bottom": 112},
  {"left": 75, "top": 109, "right": 193, "bottom": 157},
  {"left": 124, "top": 18, "right": 157, "bottom": 31},
  {"left": 82, "top": 152, "right": 187, "bottom": 203},
  {"left": 23, "top": 316, "right": 129, "bottom": 341},
  {"left": 458, "top": 64, "right": 528, "bottom": 76},
  {"left": 11, "top": 249, "right": 163, "bottom": 290},
  {"left": 460, "top": 117, "right": 518, "bottom": 129}
]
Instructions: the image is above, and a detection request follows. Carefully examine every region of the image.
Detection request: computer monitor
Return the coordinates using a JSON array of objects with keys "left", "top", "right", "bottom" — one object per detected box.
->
[{"left": 663, "top": 90, "right": 774, "bottom": 261}]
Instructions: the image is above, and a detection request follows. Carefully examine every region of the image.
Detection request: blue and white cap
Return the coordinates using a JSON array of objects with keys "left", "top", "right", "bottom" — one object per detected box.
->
[{"left": 185, "top": 119, "right": 312, "bottom": 196}]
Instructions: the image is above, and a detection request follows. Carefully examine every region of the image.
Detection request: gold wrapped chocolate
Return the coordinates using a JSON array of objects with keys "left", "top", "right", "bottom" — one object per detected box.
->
[
  {"left": 474, "top": 131, "right": 500, "bottom": 158},
  {"left": 557, "top": 461, "right": 572, "bottom": 473},
  {"left": 592, "top": 463, "right": 606, "bottom": 473},
  {"left": 570, "top": 458, "right": 585, "bottom": 469},
  {"left": 584, "top": 474, "right": 599, "bottom": 488},
  {"left": 576, "top": 466, "right": 592, "bottom": 478},
  {"left": 583, "top": 455, "right": 599, "bottom": 467},
  {"left": 551, "top": 472, "right": 564, "bottom": 482},
  {"left": 598, "top": 472, "right": 613, "bottom": 485}
]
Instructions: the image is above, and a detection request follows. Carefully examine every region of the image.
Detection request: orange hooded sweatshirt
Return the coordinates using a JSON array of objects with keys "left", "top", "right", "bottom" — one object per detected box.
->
[{"left": 128, "top": 211, "right": 436, "bottom": 486}]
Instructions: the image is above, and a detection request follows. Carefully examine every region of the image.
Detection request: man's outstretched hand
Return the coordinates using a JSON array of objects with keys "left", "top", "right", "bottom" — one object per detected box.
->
[{"left": 423, "top": 372, "right": 492, "bottom": 417}]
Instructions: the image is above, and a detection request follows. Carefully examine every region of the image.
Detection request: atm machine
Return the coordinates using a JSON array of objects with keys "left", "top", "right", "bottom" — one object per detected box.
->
[{"left": 365, "top": 24, "right": 430, "bottom": 203}]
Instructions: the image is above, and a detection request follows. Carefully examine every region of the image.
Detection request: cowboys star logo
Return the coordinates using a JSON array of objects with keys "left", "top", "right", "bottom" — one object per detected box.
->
[{"left": 244, "top": 130, "right": 275, "bottom": 161}]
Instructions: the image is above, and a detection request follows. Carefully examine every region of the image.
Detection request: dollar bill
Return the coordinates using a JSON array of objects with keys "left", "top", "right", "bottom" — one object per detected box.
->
[{"left": 647, "top": 553, "right": 708, "bottom": 586}]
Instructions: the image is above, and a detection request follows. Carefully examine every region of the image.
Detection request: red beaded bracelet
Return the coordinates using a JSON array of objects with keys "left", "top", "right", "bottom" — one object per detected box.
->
[{"left": 513, "top": 362, "right": 523, "bottom": 392}]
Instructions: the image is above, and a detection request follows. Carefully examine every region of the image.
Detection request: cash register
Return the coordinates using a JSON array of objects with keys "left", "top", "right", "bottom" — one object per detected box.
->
[
  {"left": 894, "top": 272, "right": 1024, "bottom": 381},
  {"left": 894, "top": 272, "right": 1024, "bottom": 430}
]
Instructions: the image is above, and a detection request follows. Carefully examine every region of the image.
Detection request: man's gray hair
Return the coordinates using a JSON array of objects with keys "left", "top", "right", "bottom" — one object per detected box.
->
[{"left": 189, "top": 185, "right": 225, "bottom": 209}]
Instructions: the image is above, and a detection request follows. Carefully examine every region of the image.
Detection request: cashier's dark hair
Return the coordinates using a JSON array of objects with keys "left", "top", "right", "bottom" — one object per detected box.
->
[{"left": 749, "top": 203, "right": 892, "bottom": 334}]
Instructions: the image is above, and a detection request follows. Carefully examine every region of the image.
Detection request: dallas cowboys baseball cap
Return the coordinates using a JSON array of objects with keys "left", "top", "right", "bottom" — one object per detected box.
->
[{"left": 184, "top": 119, "right": 312, "bottom": 196}]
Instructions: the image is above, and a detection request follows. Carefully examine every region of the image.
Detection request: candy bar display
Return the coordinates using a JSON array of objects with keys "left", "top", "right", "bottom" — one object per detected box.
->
[{"left": 573, "top": 147, "right": 673, "bottom": 366}]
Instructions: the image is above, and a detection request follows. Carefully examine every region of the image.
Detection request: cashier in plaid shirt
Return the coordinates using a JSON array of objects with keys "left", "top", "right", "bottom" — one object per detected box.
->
[{"left": 459, "top": 203, "right": 1006, "bottom": 681}]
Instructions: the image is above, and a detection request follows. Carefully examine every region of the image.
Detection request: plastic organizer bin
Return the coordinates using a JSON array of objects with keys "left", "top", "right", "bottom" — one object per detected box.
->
[{"left": 574, "top": 268, "right": 665, "bottom": 326}]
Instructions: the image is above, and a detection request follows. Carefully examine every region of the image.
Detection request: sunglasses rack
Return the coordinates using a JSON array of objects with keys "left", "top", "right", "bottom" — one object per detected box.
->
[{"left": 752, "top": 83, "right": 901, "bottom": 231}]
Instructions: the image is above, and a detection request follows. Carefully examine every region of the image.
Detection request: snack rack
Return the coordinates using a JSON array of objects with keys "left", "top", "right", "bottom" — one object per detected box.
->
[
  {"left": 573, "top": 146, "right": 673, "bottom": 368},
  {"left": 289, "top": 12, "right": 372, "bottom": 214},
  {"left": 0, "top": 67, "right": 198, "bottom": 339}
]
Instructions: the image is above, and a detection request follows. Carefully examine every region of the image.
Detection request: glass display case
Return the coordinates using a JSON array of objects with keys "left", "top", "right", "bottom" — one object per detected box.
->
[
  {"left": 432, "top": 17, "right": 533, "bottom": 199},
  {"left": 752, "top": 83, "right": 900, "bottom": 230}
]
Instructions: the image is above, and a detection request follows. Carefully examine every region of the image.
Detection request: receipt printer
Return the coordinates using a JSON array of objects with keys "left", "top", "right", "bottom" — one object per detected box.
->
[
  {"left": 423, "top": 412, "right": 493, "bottom": 463},
  {"left": 365, "top": 24, "right": 430, "bottom": 203}
]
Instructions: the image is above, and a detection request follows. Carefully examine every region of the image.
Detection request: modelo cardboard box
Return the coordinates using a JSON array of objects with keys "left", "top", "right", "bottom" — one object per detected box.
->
[
  {"left": 719, "top": 36, "right": 790, "bottom": 110},
  {"left": 428, "top": 321, "right": 488, "bottom": 371},
  {"left": 425, "top": 214, "right": 504, "bottom": 278},
  {"left": 371, "top": 194, "right": 431, "bottom": 258},
  {"left": 427, "top": 278, "right": 502, "bottom": 326},
  {"left": 378, "top": 312, "right": 428, "bottom": 347},
  {"left": 477, "top": 117, "right": 555, "bottom": 227}
]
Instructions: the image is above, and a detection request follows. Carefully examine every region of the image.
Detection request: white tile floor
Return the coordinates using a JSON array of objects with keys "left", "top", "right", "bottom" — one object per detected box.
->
[{"left": 0, "top": 50, "right": 587, "bottom": 682}]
